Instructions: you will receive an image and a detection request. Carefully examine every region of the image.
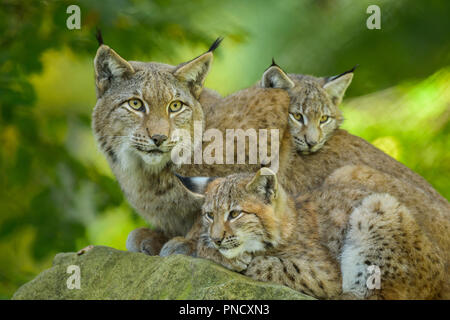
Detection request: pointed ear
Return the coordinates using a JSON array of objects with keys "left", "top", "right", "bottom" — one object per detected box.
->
[
  {"left": 173, "top": 37, "right": 222, "bottom": 99},
  {"left": 246, "top": 167, "right": 278, "bottom": 202},
  {"left": 94, "top": 45, "right": 135, "bottom": 97},
  {"left": 261, "top": 64, "right": 295, "bottom": 90},
  {"left": 323, "top": 67, "right": 355, "bottom": 105},
  {"left": 173, "top": 52, "right": 213, "bottom": 99},
  {"left": 175, "top": 173, "right": 217, "bottom": 198}
]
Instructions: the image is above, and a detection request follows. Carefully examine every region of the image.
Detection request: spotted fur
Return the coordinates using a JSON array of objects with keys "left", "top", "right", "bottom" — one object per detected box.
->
[
  {"left": 92, "top": 41, "right": 221, "bottom": 250},
  {"left": 161, "top": 65, "right": 449, "bottom": 258},
  {"left": 186, "top": 167, "right": 449, "bottom": 299}
]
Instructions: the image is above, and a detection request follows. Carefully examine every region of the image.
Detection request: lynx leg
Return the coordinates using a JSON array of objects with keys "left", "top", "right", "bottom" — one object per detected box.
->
[
  {"left": 245, "top": 252, "right": 342, "bottom": 299},
  {"left": 126, "top": 227, "right": 169, "bottom": 256},
  {"left": 160, "top": 236, "right": 197, "bottom": 257},
  {"left": 341, "top": 193, "right": 445, "bottom": 299},
  {"left": 160, "top": 216, "right": 204, "bottom": 257}
]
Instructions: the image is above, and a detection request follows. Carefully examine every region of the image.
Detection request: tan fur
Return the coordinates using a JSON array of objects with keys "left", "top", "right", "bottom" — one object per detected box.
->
[
  {"left": 180, "top": 67, "right": 448, "bottom": 206},
  {"left": 95, "top": 46, "right": 448, "bottom": 260},
  {"left": 92, "top": 43, "right": 218, "bottom": 252},
  {"left": 165, "top": 68, "right": 448, "bottom": 256},
  {"left": 192, "top": 168, "right": 449, "bottom": 300},
  {"left": 177, "top": 87, "right": 291, "bottom": 177}
]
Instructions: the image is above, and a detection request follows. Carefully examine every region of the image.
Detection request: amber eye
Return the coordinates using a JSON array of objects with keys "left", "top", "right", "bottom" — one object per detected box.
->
[
  {"left": 205, "top": 212, "right": 214, "bottom": 220},
  {"left": 293, "top": 113, "right": 303, "bottom": 122},
  {"left": 320, "top": 115, "right": 329, "bottom": 123},
  {"left": 168, "top": 100, "right": 184, "bottom": 113},
  {"left": 128, "top": 99, "right": 144, "bottom": 111},
  {"left": 228, "top": 210, "right": 241, "bottom": 220}
]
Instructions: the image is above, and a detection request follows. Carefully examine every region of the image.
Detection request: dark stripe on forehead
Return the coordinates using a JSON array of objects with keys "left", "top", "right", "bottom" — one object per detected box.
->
[{"left": 143, "top": 73, "right": 174, "bottom": 102}]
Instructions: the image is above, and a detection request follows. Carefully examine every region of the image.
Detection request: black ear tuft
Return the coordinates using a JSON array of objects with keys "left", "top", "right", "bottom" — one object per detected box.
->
[
  {"left": 208, "top": 37, "right": 224, "bottom": 52},
  {"left": 270, "top": 58, "right": 279, "bottom": 68},
  {"left": 349, "top": 64, "right": 359, "bottom": 72},
  {"left": 327, "top": 64, "right": 359, "bottom": 82},
  {"left": 95, "top": 28, "right": 104, "bottom": 46},
  {"left": 261, "top": 61, "right": 294, "bottom": 89}
]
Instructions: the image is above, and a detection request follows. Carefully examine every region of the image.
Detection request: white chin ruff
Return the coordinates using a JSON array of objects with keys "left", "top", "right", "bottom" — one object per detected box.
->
[
  {"left": 219, "top": 246, "right": 244, "bottom": 259},
  {"left": 140, "top": 152, "right": 166, "bottom": 165},
  {"left": 132, "top": 150, "right": 171, "bottom": 174}
]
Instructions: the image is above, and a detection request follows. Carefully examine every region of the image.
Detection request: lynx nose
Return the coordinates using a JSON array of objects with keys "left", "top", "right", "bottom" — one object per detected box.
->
[
  {"left": 151, "top": 134, "right": 167, "bottom": 147},
  {"left": 211, "top": 238, "right": 222, "bottom": 246},
  {"left": 305, "top": 137, "right": 317, "bottom": 148}
]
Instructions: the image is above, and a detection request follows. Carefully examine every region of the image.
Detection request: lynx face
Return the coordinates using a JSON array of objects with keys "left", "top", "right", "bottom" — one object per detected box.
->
[
  {"left": 92, "top": 43, "right": 217, "bottom": 173},
  {"left": 177, "top": 168, "right": 285, "bottom": 259},
  {"left": 262, "top": 64, "right": 354, "bottom": 154}
]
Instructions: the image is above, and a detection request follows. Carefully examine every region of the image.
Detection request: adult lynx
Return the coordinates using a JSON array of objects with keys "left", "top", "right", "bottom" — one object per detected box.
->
[{"left": 92, "top": 37, "right": 223, "bottom": 254}]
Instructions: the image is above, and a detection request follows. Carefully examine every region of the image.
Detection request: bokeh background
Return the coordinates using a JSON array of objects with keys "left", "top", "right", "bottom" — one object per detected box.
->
[{"left": 1, "top": 0, "right": 449, "bottom": 298}]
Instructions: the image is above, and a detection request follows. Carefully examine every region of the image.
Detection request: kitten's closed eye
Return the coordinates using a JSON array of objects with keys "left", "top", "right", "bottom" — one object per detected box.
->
[
  {"left": 205, "top": 212, "right": 214, "bottom": 221},
  {"left": 290, "top": 112, "right": 303, "bottom": 123},
  {"left": 228, "top": 210, "right": 243, "bottom": 220}
]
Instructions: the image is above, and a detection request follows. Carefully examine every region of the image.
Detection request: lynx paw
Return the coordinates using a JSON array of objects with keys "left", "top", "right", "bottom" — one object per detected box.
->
[
  {"left": 126, "top": 227, "right": 168, "bottom": 256},
  {"left": 160, "top": 237, "right": 196, "bottom": 257},
  {"left": 223, "top": 252, "right": 252, "bottom": 272}
]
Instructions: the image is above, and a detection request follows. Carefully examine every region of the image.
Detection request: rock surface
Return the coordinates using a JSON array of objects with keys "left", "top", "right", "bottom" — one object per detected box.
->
[{"left": 12, "top": 246, "right": 313, "bottom": 300}]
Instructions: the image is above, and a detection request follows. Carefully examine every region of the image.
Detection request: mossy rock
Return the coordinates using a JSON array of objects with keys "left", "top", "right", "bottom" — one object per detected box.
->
[{"left": 12, "top": 246, "right": 313, "bottom": 300}]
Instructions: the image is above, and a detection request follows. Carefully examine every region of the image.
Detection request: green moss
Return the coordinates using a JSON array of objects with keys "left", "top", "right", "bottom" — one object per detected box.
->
[{"left": 12, "top": 246, "right": 313, "bottom": 300}]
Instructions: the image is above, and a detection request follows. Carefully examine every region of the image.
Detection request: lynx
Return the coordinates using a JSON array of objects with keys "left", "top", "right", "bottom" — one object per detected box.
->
[
  {"left": 177, "top": 167, "right": 449, "bottom": 299},
  {"left": 259, "top": 62, "right": 449, "bottom": 206},
  {"left": 92, "top": 36, "right": 224, "bottom": 254}
]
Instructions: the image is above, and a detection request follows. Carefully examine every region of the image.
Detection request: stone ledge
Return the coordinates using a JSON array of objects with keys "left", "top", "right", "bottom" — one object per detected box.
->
[{"left": 12, "top": 246, "right": 313, "bottom": 300}]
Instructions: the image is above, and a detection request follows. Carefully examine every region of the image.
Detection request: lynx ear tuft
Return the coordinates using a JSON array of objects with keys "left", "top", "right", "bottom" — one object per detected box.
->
[
  {"left": 94, "top": 45, "right": 134, "bottom": 97},
  {"left": 246, "top": 168, "right": 278, "bottom": 203},
  {"left": 261, "top": 63, "right": 295, "bottom": 90},
  {"left": 175, "top": 173, "right": 217, "bottom": 198},
  {"left": 270, "top": 57, "right": 278, "bottom": 67},
  {"left": 95, "top": 28, "right": 104, "bottom": 46},
  {"left": 208, "top": 37, "right": 224, "bottom": 52},
  {"left": 323, "top": 66, "right": 357, "bottom": 105}
]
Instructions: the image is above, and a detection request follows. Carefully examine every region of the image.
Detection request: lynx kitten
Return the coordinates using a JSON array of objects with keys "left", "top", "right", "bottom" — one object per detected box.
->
[{"left": 177, "top": 167, "right": 449, "bottom": 299}]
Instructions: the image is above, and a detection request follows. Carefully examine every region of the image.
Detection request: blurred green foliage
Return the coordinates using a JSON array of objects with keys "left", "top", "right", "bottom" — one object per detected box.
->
[{"left": 0, "top": 0, "right": 449, "bottom": 298}]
